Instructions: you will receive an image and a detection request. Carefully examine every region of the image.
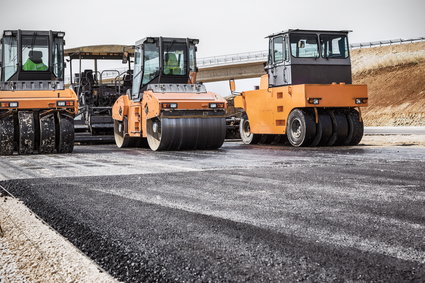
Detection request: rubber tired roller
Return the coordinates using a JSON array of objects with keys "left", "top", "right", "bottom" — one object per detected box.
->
[
  {"left": 233, "top": 29, "right": 368, "bottom": 147},
  {"left": 112, "top": 37, "right": 227, "bottom": 151},
  {"left": 0, "top": 30, "right": 78, "bottom": 155}
]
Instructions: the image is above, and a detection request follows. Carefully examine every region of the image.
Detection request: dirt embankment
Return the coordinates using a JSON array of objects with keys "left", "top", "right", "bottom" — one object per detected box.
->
[{"left": 352, "top": 41, "right": 425, "bottom": 126}]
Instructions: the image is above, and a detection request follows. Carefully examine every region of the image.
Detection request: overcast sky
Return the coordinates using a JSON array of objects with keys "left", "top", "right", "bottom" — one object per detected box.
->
[{"left": 1, "top": 0, "right": 424, "bottom": 94}]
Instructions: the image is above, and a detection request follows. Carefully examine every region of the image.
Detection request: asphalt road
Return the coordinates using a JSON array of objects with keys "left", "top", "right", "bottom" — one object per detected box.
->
[{"left": 1, "top": 143, "right": 424, "bottom": 282}]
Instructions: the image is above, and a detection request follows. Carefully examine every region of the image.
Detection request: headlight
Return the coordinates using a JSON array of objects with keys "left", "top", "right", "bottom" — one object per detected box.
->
[
  {"left": 0, "top": 101, "right": 19, "bottom": 108},
  {"left": 57, "top": 101, "right": 74, "bottom": 107},
  {"left": 307, "top": 98, "right": 321, "bottom": 105},
  {"left": 209, "top": 103, "right": 224, "bottom": 108},
  {"left": 355, "top": 98, "right": 368, "bottom": 104},
  {"left": 162, "top": 103, "right": 178, "bottom": 109}
]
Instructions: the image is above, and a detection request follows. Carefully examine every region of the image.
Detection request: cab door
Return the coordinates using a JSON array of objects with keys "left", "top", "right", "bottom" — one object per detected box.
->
[{"left": 266, "top": 36, "right": 291, "bottom": 87}]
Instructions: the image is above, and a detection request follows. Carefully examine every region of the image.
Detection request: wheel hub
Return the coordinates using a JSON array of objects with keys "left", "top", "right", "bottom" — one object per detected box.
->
[
  {"left": 242, "top": 120, "right": 252, "bottom": 137},
  {"left": 152, "top": 122, "right": 159, "bottom": 134},
  {"left": 291, "top": 119, "right": 302, "bottom": 139}
]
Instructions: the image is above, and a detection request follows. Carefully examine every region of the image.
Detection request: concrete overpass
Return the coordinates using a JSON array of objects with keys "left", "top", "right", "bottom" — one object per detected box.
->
[
  {"left": 195, "top": 36, "right": 425, "bottom": 83},
  {"left": 197, "top": 50, "right": 267, "bottom": 83},
  {"left": 64, "top": 37, "right": 424, "bottom": 84}
]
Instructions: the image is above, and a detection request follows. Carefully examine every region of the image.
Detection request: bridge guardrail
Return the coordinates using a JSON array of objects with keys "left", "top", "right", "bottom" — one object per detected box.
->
[
  {"left": 197, "top": 36, "right": 425, "bottom": 68},
  {"left": 65, "top": 36, "right": 425, "bottom": 82}
]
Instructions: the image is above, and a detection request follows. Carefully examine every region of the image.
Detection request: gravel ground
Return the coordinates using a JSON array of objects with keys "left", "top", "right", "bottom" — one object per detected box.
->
[
  {"left": 0, "top": 194, "right": 117, "bottom": 283},
  {"left": 0, "top": 139, "right": 424, "bottom": 282}
]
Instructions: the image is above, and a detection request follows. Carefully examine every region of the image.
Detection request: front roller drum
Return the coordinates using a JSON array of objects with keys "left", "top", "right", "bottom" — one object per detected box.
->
[
  {"left": 0, "top": 114, "right": 15, "bottom": 155},
  {"left": 114, "top": 120, "right": 147, "bottom": 148},
  {"left": 18, "top": 111, "right": 35, "bottom": 155},
  {"left": 147, "top": 117, "right": 226, "bottom": 151},
  {"left": 56, "top": 114, "right": 74, "bottom": 153}
]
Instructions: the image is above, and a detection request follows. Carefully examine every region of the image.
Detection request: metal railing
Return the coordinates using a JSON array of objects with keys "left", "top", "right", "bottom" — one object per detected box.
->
[
  {"left": 197, "top": 50, "right": 268, "bottom": 68},
  {"left": 65, "top": 36, "right": 425, "bottom": 82},
  {"left": 350, "top": 37, "right": 425, "bottom": 49},
  {"left": 197, "top": 36, "right": 425, "bottom": 68}
]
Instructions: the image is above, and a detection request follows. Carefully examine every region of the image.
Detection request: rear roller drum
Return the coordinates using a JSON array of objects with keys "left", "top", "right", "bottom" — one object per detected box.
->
[
  {"left": 147, "top": 117, "right": 226, "bottom": 151},
  {"left": 344, "top": 109, "right": 364, "bottom": 146},
  {"left": 327, "top": 111, "right": 349, "bottom": 146},
  {"left": 0, "top": 115, "right": 15, "bottom": 155},
  {"left": 239, "top": 116, "right": 261, "bottom": 145},
  {"left": 286, "top": 109, "right": 316, "bottom": 147},
  {"left": 56, "top": 114, "right": 74, "bottom": 153},
  {"left": 39, "top": 113, "right": 56, "bottom": 154},
  {"left": 18, "top": 111, "right": 35, "bottom": 155}
]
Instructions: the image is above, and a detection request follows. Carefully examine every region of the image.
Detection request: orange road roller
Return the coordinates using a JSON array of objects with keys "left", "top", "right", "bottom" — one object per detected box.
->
[
  {"left": 233, "top": 29, "right": 368, "bottom": 147},
  {"left": 0, "top": 30, "right": 78, "bottom": 155},
  {"left": 112, "top": 37, "right": 227, "bottom": 151}
]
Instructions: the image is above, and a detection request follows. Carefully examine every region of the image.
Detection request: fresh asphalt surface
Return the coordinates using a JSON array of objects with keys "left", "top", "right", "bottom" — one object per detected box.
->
[{"left": 1, "top": 142, "right": 424, "bottom": 282}]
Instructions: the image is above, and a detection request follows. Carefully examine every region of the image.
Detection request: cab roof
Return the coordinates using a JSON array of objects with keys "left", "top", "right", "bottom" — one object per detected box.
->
[
  {"left": 2, "top": 30, "right": 65, "bottom": 37},
  {"left": 64, "top": 45, "right": 134, "bottom": 60},
  {"left": 266, "top": 29, "right": 352, "bottom": 38},
  {"left": 135, "top": 37, "right": 199, "bottom": 46}
]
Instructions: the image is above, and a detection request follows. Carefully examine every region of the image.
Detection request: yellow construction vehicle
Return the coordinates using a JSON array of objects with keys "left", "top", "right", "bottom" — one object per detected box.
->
[
  {"left": 112, "top": 37, "right": 227, "bottom": 151},
  {"left": 0, "top": 30, "right": 78, "bottom": 155},
  {"left": 233, "top": 29, "right": 368, "bottom": 146}
]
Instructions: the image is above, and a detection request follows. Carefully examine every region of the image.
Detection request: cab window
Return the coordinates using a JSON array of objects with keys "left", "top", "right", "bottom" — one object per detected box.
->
[
  {"left": 290, "top": 34, "right": 319, "bottom": 58},
  {"left": 272, "top": 36, "right": 285, "bottom": 63},
  {"left": 163, "top": 42, "right": 186, "bottom": 76},
  {"left": 131, "top": 47, "right": 143, "bottom": 98},
  {"left": 189, "top": 45, "right": 196, "bottom": 72},
  {"left": 2, "top": 36, "right": 18, "bottom": 81},
  {"left": 52, "top": 38, "right": 64, "bottom": 79},
  {"left": 320, "top": 35, "right": 349, "bottom": 58},
  {"left": 142, "top": 43, "right": 160, "bottom": 84},
  {"left": 22, "top": 35, "right": 49, "bottom": 71}
]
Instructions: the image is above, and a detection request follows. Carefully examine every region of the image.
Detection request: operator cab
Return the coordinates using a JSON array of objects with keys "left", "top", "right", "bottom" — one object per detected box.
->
[
  {"left": 0, "top": 30, "right": 65, "bottom": 90},
  {"left": 265, "top": 29, "right": 352, "bottom": 87},
  {"left": 130, "top": 37, "right": 198, "bottom": 101}
]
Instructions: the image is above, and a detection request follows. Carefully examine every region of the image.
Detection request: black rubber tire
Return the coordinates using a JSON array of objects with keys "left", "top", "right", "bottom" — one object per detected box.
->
[
  {"left": 57, "top": 114, "right": 74, "bottom": 153},
  {"left": 310, "top": 117, "right": 322, "bottom": 147},
  {"left": 147, "top": 117, "right": 226, "bottom": 151},
  {"left": 344, "top": 109, "right": 364, "bottom": 146},
  {"left": 239, "top": 116, "right": 261, "bottom": 145},
  {"left": 286, "top": 109, "right": 316, "bottom": 147},
  {"left": 39, "top": 113, "right": 56, "bottom": 154},
  {"left": 0, "top": 114, "right": 15, "bottom": 155},
  {"left": 317, "top": 112, "right": 333, "bottom": 146},
  {"left": 327, "top": 110, "right": 349, "bottom": 146},
  {"left": 18, "top": 111, "right": 35, "bottom": 155}
]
